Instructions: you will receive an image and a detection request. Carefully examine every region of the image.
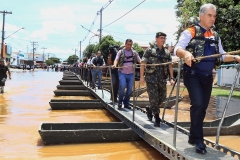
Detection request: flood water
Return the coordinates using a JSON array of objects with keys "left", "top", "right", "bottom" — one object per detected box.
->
[{"left": 0, "top": 69, "right": 166, "bottom": 159}]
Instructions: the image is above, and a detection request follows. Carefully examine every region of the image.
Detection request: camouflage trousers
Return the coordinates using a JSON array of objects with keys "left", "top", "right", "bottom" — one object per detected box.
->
[{"left": 146, "top": 81, "right": 166, "bottom": 115}]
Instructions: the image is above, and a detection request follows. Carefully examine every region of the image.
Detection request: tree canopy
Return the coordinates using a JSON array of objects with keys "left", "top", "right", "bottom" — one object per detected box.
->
[
  {"left": 83, "top": 44, "right": 95, "bottom": 58},
  {"left": 66, "top": 55, "right": 79, "bottom": 64},
  {"left": 175, "top": 0, "right": 240, "bottom": 52},
  {"left": 49, "top": 57, "right": 60, "bottom": 64},
  {"left": 46, "top": 59, "right": 54, "bottom": 66},
  {"left": 132, "top": 42, "right": 144, "bottom": 57},
  {"left": 83, "top": 35, "right": 144, "bottom": 63}
]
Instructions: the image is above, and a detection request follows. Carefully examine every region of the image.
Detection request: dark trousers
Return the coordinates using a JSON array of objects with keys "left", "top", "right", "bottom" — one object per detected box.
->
[
  {"left": 111, "top": 72, "right": 119, "bottom": 100},
  {"left": 183, "top": 71, "right": 213, "bottom": 144}
]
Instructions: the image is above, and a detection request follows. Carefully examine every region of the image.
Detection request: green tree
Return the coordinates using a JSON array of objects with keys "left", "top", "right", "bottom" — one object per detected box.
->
[
  {"left": 132, "top": 42, "right": 144, "bottom": 58},
  {"left": 66, "top": 55, "right": 79, "bottom": 64},
  {"left": 93, "top": 35, "right": 121, "bottom": 62},
  {"left": 46, "top": 59, "right": 54, "bottom": 66},
  {"left": 83, "top": 44, "right": 95, "bottom": 58},
  {"left": 49, "top": 57, "right": 60, "bottom": 63},
  {"left": 175, "top": 0, "right": 240, "bottom": 52}
]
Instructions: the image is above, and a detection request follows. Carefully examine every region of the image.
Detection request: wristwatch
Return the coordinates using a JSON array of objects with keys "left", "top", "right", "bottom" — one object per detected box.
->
[{"left": 170, "top": 77, "right": 175, "bottom": 81}]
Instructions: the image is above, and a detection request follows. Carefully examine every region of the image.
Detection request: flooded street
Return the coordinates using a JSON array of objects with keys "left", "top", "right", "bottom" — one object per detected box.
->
[{"left": 0, "top": 69, "right": 166, "bottom": 159}]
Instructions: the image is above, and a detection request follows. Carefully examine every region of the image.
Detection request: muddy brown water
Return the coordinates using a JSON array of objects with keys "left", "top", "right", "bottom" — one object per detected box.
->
[{"left": 0, "top": 69, "right": 166, "bottom": 159}]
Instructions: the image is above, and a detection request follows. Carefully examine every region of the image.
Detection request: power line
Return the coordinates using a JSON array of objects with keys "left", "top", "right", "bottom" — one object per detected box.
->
[
  {"left": 102, "top": 0, "right": 114, "bottom": 10},
  {"left": 81, "top": 25, "right": 99, "bottom": 36},
  {"left": 0, "top": 2, "right": 31, "bottom": 40},
  {"left": 103, "top": 0, "right": 146, "bottom": 28},
  {"left": 103, "top": 30, "right": 125, "bottom": 41},
  {"left": 103, "top": 29, "right": 155, "bottom": 35},
  {"left": 81, "top": 0, "right": 114, "bottom": 43},
  {"left": 104, "top": 30, "right": 152, "bottom": 43},
  {"left": 80, "top": 13, "right": 99, "bottom": 43}
]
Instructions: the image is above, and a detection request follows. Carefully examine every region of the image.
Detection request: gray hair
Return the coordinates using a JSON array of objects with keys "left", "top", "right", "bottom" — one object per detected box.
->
[{"left": 199, "top": 3, "right": 216, "bottom": 16}]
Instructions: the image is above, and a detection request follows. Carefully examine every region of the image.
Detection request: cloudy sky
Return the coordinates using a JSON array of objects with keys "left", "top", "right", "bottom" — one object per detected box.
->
[{"left": 0, "top": 0, "right": 179, "bottom": 60}]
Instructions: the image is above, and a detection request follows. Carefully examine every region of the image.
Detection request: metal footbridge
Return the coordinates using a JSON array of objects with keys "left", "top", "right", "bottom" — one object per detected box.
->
[{"left": 68, "top": 68, "right": 240, "bottom": 160}]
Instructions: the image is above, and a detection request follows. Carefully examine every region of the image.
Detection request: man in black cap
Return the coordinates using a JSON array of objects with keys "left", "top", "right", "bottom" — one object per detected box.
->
[
  {"left": 140, "top": 32, "right": 174, "bottom": 127},
  {"left": 0, "top": 59, "right": 11, "bottom": 93}
]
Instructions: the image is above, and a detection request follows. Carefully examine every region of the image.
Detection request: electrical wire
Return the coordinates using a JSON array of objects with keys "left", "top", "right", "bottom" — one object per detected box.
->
[
  {"left": 103, "top": 0, "right": 146, "bottom": 28},
  {"left": 104, "top": 30, "right": 125, "bottom": 41},
  {"left": 80, "top": 13, "right": 99, "bottom": 43},
  {"left": 102, "top": 0, "right": 114, "bottom": 10},
  {"left": 103, "top": 29, "right": 155, "bottom": 35},
  {"left": 80, "top": 0, "right": 114, "bottom": 43},
  {"left": 104, "top": 30, "right": 150, "bottom": 43}
]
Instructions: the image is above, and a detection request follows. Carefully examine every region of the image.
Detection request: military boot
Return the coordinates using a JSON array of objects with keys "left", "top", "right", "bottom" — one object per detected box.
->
[
  {"left": 146, "top": 106, "right": 153, "bottom": 121},
  {"left": 154, "top": 114, "right": 160, "bottom": 127}
]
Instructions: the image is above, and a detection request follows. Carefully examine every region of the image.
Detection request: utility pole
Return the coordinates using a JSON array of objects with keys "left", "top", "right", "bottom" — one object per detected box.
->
[
  {"left": 31, "top": 42, "right": 38, "bottom": 71},
  {"left": 41, "top": 47, "right": 47, "bottom": 63},
  {"left": 0, "top": 11, "right": 12, "bottom": 59},
  {"left": 74, "top": 49, "right": 77, "bottom": 63},
  {"left": 79, "top": 41, "right": 81, "bottom": 61},
  {"left": 99, "top": 8, "right": 103, "bottom": 42}
]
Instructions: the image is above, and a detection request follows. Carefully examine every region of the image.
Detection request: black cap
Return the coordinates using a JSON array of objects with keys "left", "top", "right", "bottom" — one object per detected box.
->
[{"left": 156, "top": 32, "right": 167, "bottom": 38}]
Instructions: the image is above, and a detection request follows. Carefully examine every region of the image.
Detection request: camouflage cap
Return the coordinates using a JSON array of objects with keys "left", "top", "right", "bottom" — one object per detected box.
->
[{"left": 156, "top": 32, "right": 167, "bottom": 38}]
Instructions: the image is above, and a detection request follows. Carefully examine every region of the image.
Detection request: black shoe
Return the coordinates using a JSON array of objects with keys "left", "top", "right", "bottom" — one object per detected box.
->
[
  {"left": 118, "top": 103, "right": 122, "bottom": 109},
  {"left": 154, "top": 114, "right": 160, "bottom": 127},
  {"left": 124, "top": 105, "right": 131, "bottom": 109},
  {"left": 146, "top": 106, "right": 153, "bottom": 121},
  {"left": 188, "top": 136, "right": 195, "bottom": 145},
  {"left": 98, "top": 86, "right": 102, "bottom": 89},
  {"left": 188, "top": 137, "right": 206, "bottom": 148},
  {"left": 196, "top": 143, "right": 207, "bottom": 154}
]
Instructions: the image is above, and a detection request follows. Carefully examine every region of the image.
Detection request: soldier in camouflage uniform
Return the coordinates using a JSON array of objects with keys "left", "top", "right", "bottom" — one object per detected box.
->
[{"left": 140, "top": 32, "right": 174, "bottom": 127}]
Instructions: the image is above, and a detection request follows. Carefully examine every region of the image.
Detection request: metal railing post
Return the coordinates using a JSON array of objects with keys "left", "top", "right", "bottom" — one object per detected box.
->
[
  {"left": 101, "top": 67, "right": 104, "bottom": 98},
  {"left": 133, "top": 64, "right": 136, "bottom": 122},
  {"left": 173, "top": 59, "right": 182, "bottom": 148},
  {"left": 109, "top": 66, "right": 115, "bottom": 109},
  {"left": 162, "top": 78, "right": 178, "bottom": 121},
  {"left": 216, "top": 64, "right": 240, "bottom": 147}
]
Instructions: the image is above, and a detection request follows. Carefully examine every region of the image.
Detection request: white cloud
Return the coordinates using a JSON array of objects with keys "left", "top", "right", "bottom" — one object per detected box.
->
[
  {"left": 155, "top": 0, "right": 172, "bottom": 2},
  {"left": 124, "top": 24, "right": 147, "bottom": 33},
  {"left": 31, "top": 30, "right": 48, "bottom": 40},
  {"left": 30, "top": 6, "right": 77, "bottom": 40},
  {"left": 92, "top": 0, "right": 108, "bottom": 3}
]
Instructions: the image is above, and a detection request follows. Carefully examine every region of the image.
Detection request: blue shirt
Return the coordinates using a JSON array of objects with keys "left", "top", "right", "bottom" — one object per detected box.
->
[{"left": 174, "top": 24, "right": 225, "bottom": 76}]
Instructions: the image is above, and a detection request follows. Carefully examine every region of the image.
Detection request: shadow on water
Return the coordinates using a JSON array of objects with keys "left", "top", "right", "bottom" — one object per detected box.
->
[{"left": 216, "top": 96, "right": 240, "bottom": 118}]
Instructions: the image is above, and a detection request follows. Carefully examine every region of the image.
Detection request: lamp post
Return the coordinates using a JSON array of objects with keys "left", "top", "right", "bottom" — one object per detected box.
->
[{"left": 89, "top": 35, "right": 99, "bottom": 44}]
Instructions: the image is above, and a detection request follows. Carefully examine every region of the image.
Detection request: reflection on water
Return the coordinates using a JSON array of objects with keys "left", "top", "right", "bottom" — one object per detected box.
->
[
  {"left": 216, "top": 96, "right": 240, "bottom": 118},
  {"left": 0, "top": 96, "right": 9, "bottom": 123},
  {"left": 0, "top": 69, "right": 167, "bottom": 159}
]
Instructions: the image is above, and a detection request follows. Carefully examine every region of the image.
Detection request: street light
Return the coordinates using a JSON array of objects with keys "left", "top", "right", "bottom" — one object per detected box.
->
[
  {"left": 89, "top": 35, "right": 99, "bottom": 44},
  {"left": 4, "top": 27, "right": 24, "bottom": 40},
  {"left": 1, "top": 27, "right": 24, "bottom": 59}
]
